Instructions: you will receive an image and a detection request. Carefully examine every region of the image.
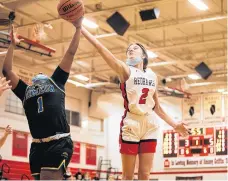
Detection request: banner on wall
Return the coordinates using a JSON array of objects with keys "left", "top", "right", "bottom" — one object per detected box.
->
[
  {"left": 203, "top": 94, "right": 222, "bottom": 122},
  {"left": 13, "top": 66, "right": 37, "bottom": 85},
  {"left": 225, "top": 95, "right": 228, "bottom": 122},
  {"left": 164, "top": 156, "right": 228, "bottom": 169},
  {"left": 86, "top": 144, "right": 97, "bottom": 165},
  {"left": 182, "top": 95, "right": 201, "bottom": 124},
  {"left": 12, "top": 131, "right": 28, "bottom": 157},
  {"left": 71, "top": 142, "right": 80, "bottom": 164},
  {"left": 176, "top": 176, "right": 203, "bottom": 180}
]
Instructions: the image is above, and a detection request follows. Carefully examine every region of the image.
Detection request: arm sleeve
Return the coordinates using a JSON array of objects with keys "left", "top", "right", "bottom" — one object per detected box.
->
[
  {"left": 12, "top": 79, "right": 28, "bottom": 101},
  {"left": 51, "top": 66, "right": 69, "bottom": 90}
]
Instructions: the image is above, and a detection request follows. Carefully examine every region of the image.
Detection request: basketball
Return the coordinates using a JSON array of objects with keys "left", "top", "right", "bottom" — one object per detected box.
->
[{"left": 57, "top": 0, "right": 84, "bottom": 23}]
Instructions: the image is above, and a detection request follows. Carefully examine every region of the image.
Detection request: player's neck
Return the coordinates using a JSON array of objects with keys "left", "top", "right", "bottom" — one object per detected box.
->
[{"left": 133, "top": 62, "right": 144, "bottom": 71}]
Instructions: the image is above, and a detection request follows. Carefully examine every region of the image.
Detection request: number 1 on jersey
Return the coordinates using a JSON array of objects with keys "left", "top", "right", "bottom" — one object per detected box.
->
[
  {"left": 139, "top": 88, "right": 149, "bottom": 104},
  {"left": 37, "top": 97, "right": 44, "bottom": 113}
]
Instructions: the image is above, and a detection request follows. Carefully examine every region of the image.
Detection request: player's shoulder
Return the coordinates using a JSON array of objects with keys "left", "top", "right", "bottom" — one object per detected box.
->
[{"left": 145, "top": 68, "right": 157, "bottom": 78}]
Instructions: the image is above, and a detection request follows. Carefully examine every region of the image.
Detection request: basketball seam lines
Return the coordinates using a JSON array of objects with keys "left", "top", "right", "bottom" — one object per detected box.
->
[
  {"left": 59, "top": 4, "right": 82, "bottom": 16},
  {"left": 58, "top": 0, "right": 71, "bottom": 10}
]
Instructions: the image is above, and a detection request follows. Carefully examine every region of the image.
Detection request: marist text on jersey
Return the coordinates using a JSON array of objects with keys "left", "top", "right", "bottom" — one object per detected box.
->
[{"left": 25, "top": 83, "right": 55, "bottom": 100}]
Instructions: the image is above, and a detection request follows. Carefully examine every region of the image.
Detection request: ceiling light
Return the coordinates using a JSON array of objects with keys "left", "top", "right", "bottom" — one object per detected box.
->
[
  {"left": 76, "top": 61, "right": 90, "bottom": 68},
  {"left": 149, "top": 61, "right": 175, "bottom": 67},
  {"left": 147, "top": 50, "right": 158, "bottom": 59},
  {"left": 82, "top": 18, "right": 98, "bottom": 29},
  {"left": 191, "top": 16, "right": 226, "bottom": 23},
  {"left": 85, "top": 82, "right": 111, "bottom": 88},
  {"left": 189, "top": 82, "right": 216, "bottom": 87},
  {"left": 74, "top": 75, "right": 89, "bottom": 81},
  {"left": 188, "top": 0, "right": 209, "bottom": 11},
  {"left": 218, "top": 89, "right": 225, "bottom": 93},
  {"left": 95, "top": 32, "right": 117, "bottom": 39},
  {"left": 166, "top": 77, "right": 172, "bottom": 82},
  {"left": 44, "top": 24, "right": 53, "bottom": 29},
  {"left": 0, "top": 51, "right": 7, "bottom": 55},
  {"left": 67, "top": 79, "right": 85, "bottom": 87},
  {"left": 188, "top": 74, "right": 201, "bottom": 80}
]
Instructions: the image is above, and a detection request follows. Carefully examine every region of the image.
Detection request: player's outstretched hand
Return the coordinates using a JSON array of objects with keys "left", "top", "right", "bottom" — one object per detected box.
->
[
  {"left": 0, "top": 77, "right": 12, "bottom": 96},
  {"left": 174, "top": 122, "right": 190, "bottom": 137},
  {"left": 4, "top": 125, "right": 12, "bottom": 135},
  {"left": 10, "top": 24, "right": 24, "bottom": 46}
]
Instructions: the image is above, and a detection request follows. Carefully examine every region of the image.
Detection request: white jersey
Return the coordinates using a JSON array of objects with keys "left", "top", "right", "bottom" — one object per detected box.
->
[{"left": 120, "top": 66, "right": 157, "bottom": 116}]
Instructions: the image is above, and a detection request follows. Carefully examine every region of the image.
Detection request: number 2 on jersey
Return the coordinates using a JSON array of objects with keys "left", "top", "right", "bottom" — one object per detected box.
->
[
  {"left": 37, "top": 97, "right": 44, "bottom": 113},
  {"left": 139, "top": 88, "right": 149, "bottom": 104}
]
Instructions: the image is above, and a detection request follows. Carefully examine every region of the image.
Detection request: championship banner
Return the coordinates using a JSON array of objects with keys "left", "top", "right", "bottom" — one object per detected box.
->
[
  {"left": 86, "top": 144, "right": 97, "bottom": 165},
  {"left": 13, "top": 66, "right": 37, "bottom": 85},
  {"left": 164, "top": 156, "right": 228, "bottom": 168},
  {"left": 12, "top": 131, "right": 28, "bottom": 157},
  {"left": 203, "top": 94, "right": 222, "bottom": 122},
  {"left": 182, "top": 95, "right": 201, "bottom": 124},
  {"left": 71, "top": 142, "right": 80, "bottom": 164}
]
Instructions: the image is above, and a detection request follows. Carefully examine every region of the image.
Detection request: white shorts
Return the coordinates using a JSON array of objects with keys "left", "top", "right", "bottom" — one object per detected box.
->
[{"left": 119, "top": 112, "right": 159, "bottom": 155}]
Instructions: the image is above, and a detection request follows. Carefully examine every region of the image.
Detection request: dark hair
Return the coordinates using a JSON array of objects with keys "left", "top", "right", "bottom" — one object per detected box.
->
[{"left": 126, "top": 43, "right": 148, "bottom": 72}]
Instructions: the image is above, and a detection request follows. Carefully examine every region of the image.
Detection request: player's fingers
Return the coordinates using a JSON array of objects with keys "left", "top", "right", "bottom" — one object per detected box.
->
[
  {"left": 2, "top": 85, "right": 12, "bottom": 91},
  {"left": 0, "top": 77, "right": 6, "bottom": 83},
  {"left": 185, "top": 129, "right": 190, "bottom": 135},
  {"left": 184, "top": 128, "right": 189, "bottom": 135},
  {"left": 2, "top": 80, "right": 11, "bottom": 86},
  {"left": 6, "top": 127, "right": 12, "bottom": 131},
  {"left": 183, "top": 125, "right": 188, "bottom": 131},
  {"left": 182, "top": 122, "right": 188, "bottom": 126},
  {"left": 183, "top": 132, "right": 189, "bottom": 137}
]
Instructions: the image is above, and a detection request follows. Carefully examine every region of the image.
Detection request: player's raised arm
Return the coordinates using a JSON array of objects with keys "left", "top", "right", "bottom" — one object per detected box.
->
[
  {"left": 51, "top": 19, "right": 83, "bottom": 89},
  {"left": 58, "top": 18, "right": 83, "bottom": 73},
  {"left": 3, "top": 25, "right": 24, "bottom": 90},
  {"left": 81, "top": 26, "right": 130, "bottom": 83},
  {"left": 153, "top": 90, "right": 189, "bottom": 137}
]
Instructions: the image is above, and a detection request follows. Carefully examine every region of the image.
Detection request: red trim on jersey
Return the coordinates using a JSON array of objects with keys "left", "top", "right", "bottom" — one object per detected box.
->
[
  {"left": 139, "top": 140, "right": 157, "bottom": 153},
  {"left": 119, "top": 83, "right": 133, "bottom": 154},
  {"left": 119, "top": 83, "right": 129, "bottom": 129},
  {"left": 120, "top": 83, "right": 129, "bottom": 112}
]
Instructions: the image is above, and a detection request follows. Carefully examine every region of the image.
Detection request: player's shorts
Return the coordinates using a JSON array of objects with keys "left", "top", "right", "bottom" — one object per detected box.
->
[
  {"left": 29, "top": 136, "right": 73, "bottom": 176},
  {"left": 119, "top": 112, "right": 159, "bottom": 155}
]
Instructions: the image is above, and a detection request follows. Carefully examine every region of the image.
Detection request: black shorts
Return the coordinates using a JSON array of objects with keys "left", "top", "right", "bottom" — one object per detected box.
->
[{"left": 29, "top": 136, "right": 73, "bottom": 176}]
